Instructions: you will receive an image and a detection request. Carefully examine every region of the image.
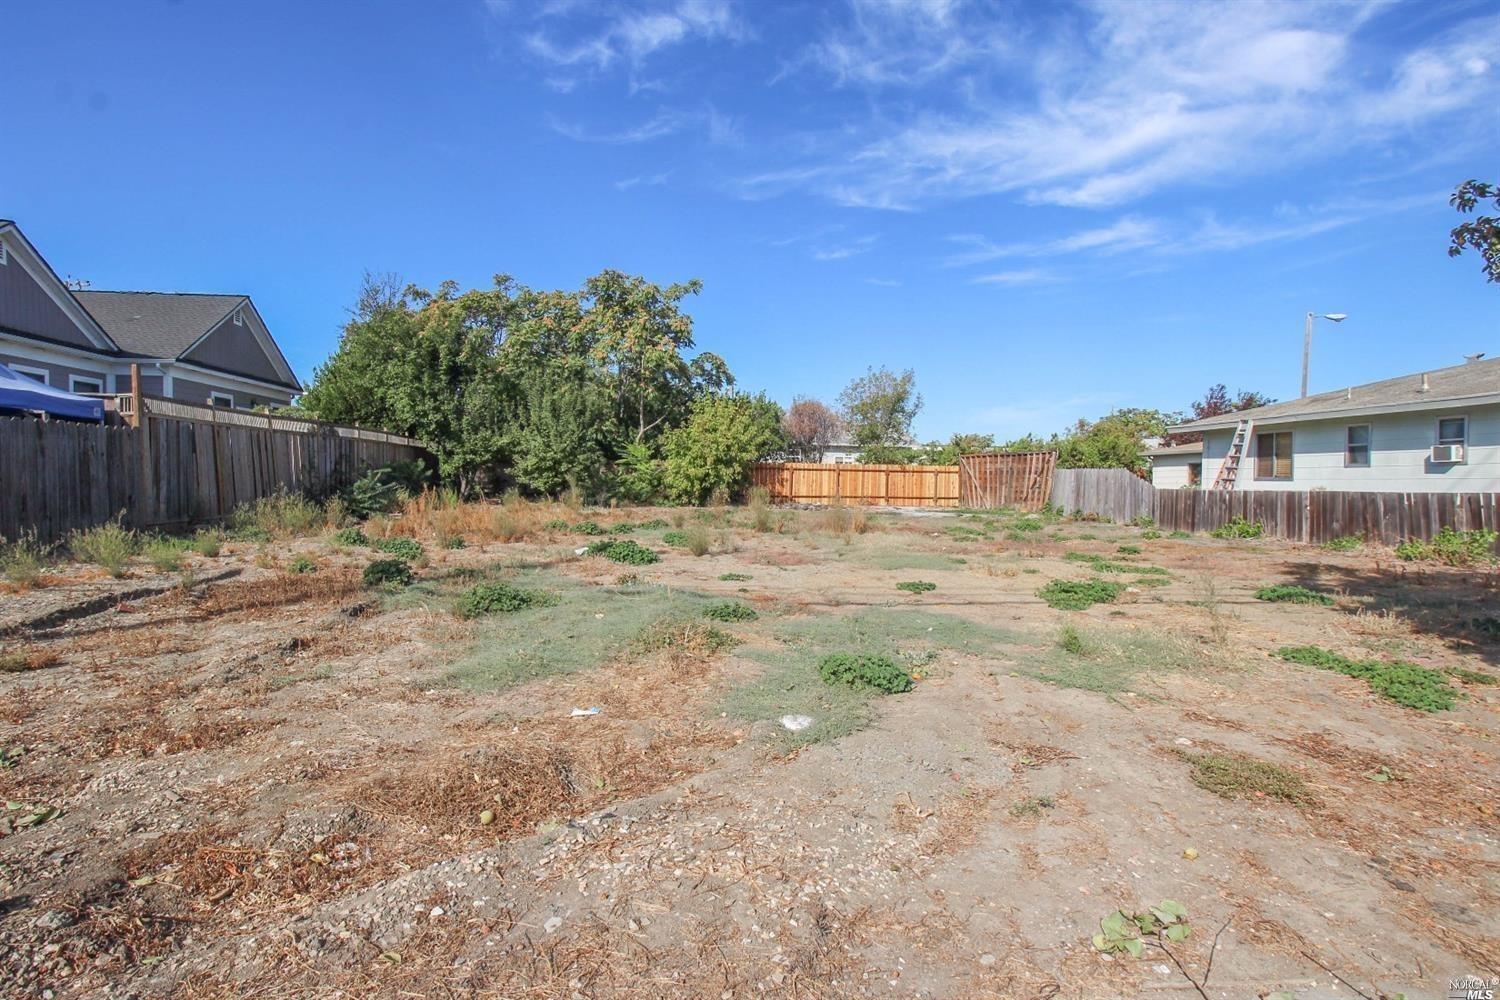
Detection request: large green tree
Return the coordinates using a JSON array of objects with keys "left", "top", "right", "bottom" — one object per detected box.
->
[
  {"left": 838, "top": 367, "right": 922, "bottom": 462},
  {"left": 661, "top": 393, "right": 786, "bottom": 505}
]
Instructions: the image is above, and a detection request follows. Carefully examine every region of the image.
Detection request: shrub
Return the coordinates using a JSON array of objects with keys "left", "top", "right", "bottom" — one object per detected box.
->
[
  {"left": 682, "top": 525, "right": 712, "bottom": 556},
  {"left": 573, "top": 520, "right": 606, "bottom": 536},
  {"left": 1210, "top": 516, "right": 1262, "bottom": 539},
  {"left": 544, "top": 518, "right": 570, "bottom": 532},
  {"left": 611, "top": 440, "right": 664, "bottom": 504},
  {"left": 748, "top": 486, "right": 774, "bottom": 533},
  {"left": 635, "top": 616, "right": 737, "bottom": 655},
  {"left": 818, "top": 652, "right": 912, "bottom": 694},
  {"left": 189, "top": 529, "right": 224, "bottom": 557},
  {"left": 1277, "top": 645, "right": 1457, "bottom": 712},
  {"left": 1254, "top": 585, "right": 1335, "bottom": 606},
  {"left": 1140, "top": 530, "right": 1162, "bottom": 540},
  {"left": 608, "top": 522, "right": 635, "bottom": 534},
  {"left": 288, "top": 555, "right": 317, "bottom": 574},
  {"left": 69, "top": 521, "right": 138, "bottom": 577},
  {"left": 231, "top": 489, "right": 324, "bottom": 539},
  {"left": 703, "top": 600, "right": 758, "bottom": 622},
  {"left": 662, "top": 530, "right": 687, "bottom": 547},
  {"left": 584, "top": 539, "right": 660, "bottom": 565},
  {"left": 456, "top": 581, "right": 559, "bottom": 618},
  {"left": 661, "top": 392, "right": 786, "bottom": 505},
  {"left": 1129, "top": 515, "right": 1156, "bottom": 528},
  {"left": 1038, "top": 579, "right": 1125, "bottom": 610},
  {"left": 895, "top": 580, "right": 937, "bottom": 594},
  {"left": 342, "top": 463, "right": 427, "bottom": 520},
  {"left": 332, "top": 526, "right": 369, "bottom": 547},
  {"left": 719, "top": 572, "right": 752, "bottom": 582},
  {"left": 1116, "top": 544, "right": 1141, "bottom": 555},
  {"left": 1322, "top": 535, "right": 1363, "bottom": 552},
  {"left": 1, "top": 532, "right": 48, "bottom": 587},
  {"left": 362, "top": 558, "right": 413, "bottom": 588},
  {"left": 372, "top": 536, "right": 423, "bottom": 562},
  {"left": 142, "top": 537, "right": 186, "bottom": 572},
  {"left": 636, "top": 518, "right": 668, "bottom": 530},
  {"left": 1394, "top": 527, "right": 1497, "bottom": 566}
]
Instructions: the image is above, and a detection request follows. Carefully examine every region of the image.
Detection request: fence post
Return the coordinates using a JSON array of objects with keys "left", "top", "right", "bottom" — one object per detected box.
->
[{"left": 130, "top": 363, "right": 152, "bottom": 529}]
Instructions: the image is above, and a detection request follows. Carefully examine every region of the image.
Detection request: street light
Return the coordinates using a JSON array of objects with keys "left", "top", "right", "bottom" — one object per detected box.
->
[{"left": 1302, "top": 312, "right": 1347, "bottom": 398}]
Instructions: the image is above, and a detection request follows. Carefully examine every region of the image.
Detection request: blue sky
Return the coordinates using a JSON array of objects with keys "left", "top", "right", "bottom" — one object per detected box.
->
[{"left": 3, "top": 0, "right": 1497, "bottom": 440}]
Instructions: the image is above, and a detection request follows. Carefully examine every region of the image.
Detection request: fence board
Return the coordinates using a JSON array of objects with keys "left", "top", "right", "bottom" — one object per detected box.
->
[
  {"left": 751, "top": 462, "right": 960, "bottom": 507},
  {"left": 0, "top": 411, "right": 429, "bottom": 544},
  {"left": 1051, "top": 468, "right": 1499, "bottom": 550},
  {"left": 956, "top": 452, "right": 1056, "bottom": 510}
]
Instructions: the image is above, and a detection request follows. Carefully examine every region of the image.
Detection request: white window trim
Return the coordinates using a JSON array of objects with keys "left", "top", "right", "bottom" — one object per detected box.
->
[
  {"left": 1254, "top": 429, "right": 1294, "bottom": 481},
  {"left": 1435, "top": 414, "right": 1469, "bottom": 466},
  {"left": 210, "top": 391, "right": 235, "bottom": 409},
  {"left": 10, "top": 364, "right": 49, "bottom": 385},
  {"left": 1344, "top": 423, "right": 1371, "bottom": 468},
  {"left": 68, "top": 374, "right": 106, "bottom": 395}
]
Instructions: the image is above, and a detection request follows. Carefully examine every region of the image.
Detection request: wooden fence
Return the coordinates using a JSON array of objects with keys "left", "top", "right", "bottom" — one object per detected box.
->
[
  {"left": 750, "top": 462, "right": 960, "bottom": 507},
  {"left": 1, "top": 396, "right": 428, "bottom": 544},
  {"left": 957, "top": 452, "right": 1056, "bottom": 510},
  {"left": 1050, "top": 468, "right": 1500, "bottom": 548}
]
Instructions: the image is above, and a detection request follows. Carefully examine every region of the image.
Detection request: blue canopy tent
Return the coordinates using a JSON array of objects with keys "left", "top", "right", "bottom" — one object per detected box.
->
[{"left": 0, "top": 363, "right": 105, "bottom": 422}]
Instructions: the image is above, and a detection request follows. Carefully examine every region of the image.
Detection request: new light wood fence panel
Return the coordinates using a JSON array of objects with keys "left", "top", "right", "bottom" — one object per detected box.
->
[
  {"left": 0, "top": 409, "right": 428, "bottom": 545},
  {"left": 957, "top": 452, "right": 1056, "bottom": 510},
  {"left": 751, "top": 462, "right": 960, "bottom": 507}
]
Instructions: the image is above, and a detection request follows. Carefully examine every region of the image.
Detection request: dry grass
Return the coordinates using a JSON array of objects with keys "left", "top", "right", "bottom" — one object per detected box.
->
[
  {"left": 193, "top": 569, "right": 363, "bottom": 616},
  {"left": 0, "top": 646, "right": 62, "bottom": 673}
]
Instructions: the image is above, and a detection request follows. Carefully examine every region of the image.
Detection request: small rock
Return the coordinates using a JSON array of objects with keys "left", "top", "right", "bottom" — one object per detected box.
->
[
  {"left": 1182, "top": 848, "right": 1198, "bottom": 860},
  {"left": 978, "top": 953, "right": 996, "bottom": 967},
  {"left": 544, "top": 916, "right": 562, "bottom": 934}
]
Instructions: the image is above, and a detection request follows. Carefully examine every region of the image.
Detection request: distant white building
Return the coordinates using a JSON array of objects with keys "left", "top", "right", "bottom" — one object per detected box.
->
[
  {"left": 1169, "top": 356, "right": 1498, "bottom": 492},
  {"left": 1145, "top": 442, "right": 1204, "bottom": 489},
  {"left": 815, "top": 439, "right": 861, "bottom": 463}
]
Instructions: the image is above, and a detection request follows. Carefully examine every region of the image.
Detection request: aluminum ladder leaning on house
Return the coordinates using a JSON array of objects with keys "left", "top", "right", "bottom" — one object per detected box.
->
[{"left": 1211, "top": 419, "right": 1252, "bottom": 491}]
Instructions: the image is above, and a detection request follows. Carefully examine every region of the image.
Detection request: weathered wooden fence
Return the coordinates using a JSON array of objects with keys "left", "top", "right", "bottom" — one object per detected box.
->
[
  {"left": 958, "top": 452, "right": 1056, "bottom": 510},
  {"left": 751, "top": 462, "right": 961, "bottom": 507},
  {"left": 1, "top": 397, "right": 428, "bottom": 544},
  {"left": 1050, "top": 468, "right": 1500, "bottom": 548}
]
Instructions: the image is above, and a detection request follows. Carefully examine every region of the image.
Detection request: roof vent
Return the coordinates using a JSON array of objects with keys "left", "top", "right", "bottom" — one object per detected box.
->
[
  {"left": 1345, "top": 387, "right": 1352, "bottom": 400},
  {"left": 1419, "top": 372, "right": 1430, "bottom": 393}
]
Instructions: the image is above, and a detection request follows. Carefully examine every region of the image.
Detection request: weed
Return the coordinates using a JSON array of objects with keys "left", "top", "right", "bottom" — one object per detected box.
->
[
  {"left": 1009, "top": 795, "right": 1055, "bottom": 819},
  {"left": 1063, "top": 552, "right": 1168, "bottom": 576},
  {"left": 1022, "top": 625, "right": 1198, "bottom": 695},
  {"left": 1194, "top": 574, "right": 1233, "bottom": 646},
  {"left": 1394, "top": 527, "right": 1498, "bottom": 566},
  {"left": 818, "top": 653, "right": 913, "bottom": 694},
  {"left": 69, "top": 520, "right": 138, "bottom": 577},
  {"left": 142, "top": 536, "right": 187, "bottom": 572},
  {"left": 1322, "top": 535, "right": 1364, "bottom": 552},
  {"left": 573, "top": 520, "right": 606, "bottom": 536},
  {"left": 288, "top": 555, "right": 318, "bottom": 574},
  {"left": 1, "top": 531, "right": 48, "bottom": 587},
  {"left": 1254, "top": 584, "right": 1335, "bottom": 606},
  {"left": 1057, "top": 625, "right": 1086, "bottom": 655},
  {"left": 231, "top": 489, "right": 325, "bottom": 539},
  {"left": 443, "top": 536, "right": 467, "bottom": 549},
  {"left": 703, "top": 600, "right": 758, "bottom": 622},
  {"left": 584, "top": 539, "right": 660, "bottom": 565},
  {"left": 635, "top": 616, "right": 738, "bottom": 655},
  {"left": 1094, "top": 902, "right": 1190, "bottom": 958},
  {"left": 363, "top": 558, "right": 414, "bottom": 588},
  {"left": 1168, "top": 530, "right": 1190, "bottom": 539},
  {"left": 372, "top": 537, "right": 423, "bottom": 562},
  {"left": 1037, "top": 579, "right": 1124, "bottom": 610},
  {"left": 456, "top": 582, "right": 560, "bottom": 619},
  {"left": 189, "top": 529, "right": 224, "bottom": 557},
  {"left": 1278, "top": 645, "right": 1456, "bottom": 711},
  {"left": 332, "top": 526, "right": 369, "bottom": 547},
  {"left": 895, "top": 580, "right": 937, "bottom": 594},
  {"left": 718, "top": 572, "right": 752, "bottom": 582},
  {"left": 748, "top": 486, "right": 774, "bottom": 533},
  {"left": 683, "top": 525, "right": 712, "bottom": 556},
  {"left": 1116, "top": 544, "right": 1141, "bottom": 555},
  {"left": 636, "top": 518, "right": 668, "bottom": 530},
  {"left": 544, "top": 518, "right": 570, "bottom": 531},
  {"left": 1140, "top": 529, "right": 1162, "bottom": 540},
  {"left": 1129, "top": 515, "right": 1156, "bottom": 529},
  {"left": 0, "top": 647, "right": 61, "bottom": 673},
  {"left": 1210, "top": 516, "right": 1263, "bottom": 539},
  {"left": 1179, "top": 750, "right": 1310, "bottom": 804}
]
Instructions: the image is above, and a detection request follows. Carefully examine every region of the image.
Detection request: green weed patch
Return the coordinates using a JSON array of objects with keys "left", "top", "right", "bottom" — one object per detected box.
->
[
  {"left": 1277, "top": 645, "right": 1457, "bottom": 712},
  {"left": 895, "top": 580, "right": 937, "bottom": 594},
  {"left": 585, "top": 539, "right": 660, "bottom": 565},
  {"left": 1179, "top": 750, "right": 1311, "bottom": 804},
  {"left": 1254, "top": 584, "right": 1335, "bottom": 606},
  {"left": 1038, "top": 579, "right": 1125, "bottom": 610},
  {"left": 818, "top": 653, "right": 912, "bottom": 694},
  {"left": 703, "top": 600, "right": 758, "bottom": 622},
  {"left": 456, "top": 582, "right": 560, "bottom": 619}
]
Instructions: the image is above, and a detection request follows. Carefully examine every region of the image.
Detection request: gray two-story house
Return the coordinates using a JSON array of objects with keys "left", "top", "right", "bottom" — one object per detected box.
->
[{"left": 0, "top": 220, "right": 301, "bottom": 408}]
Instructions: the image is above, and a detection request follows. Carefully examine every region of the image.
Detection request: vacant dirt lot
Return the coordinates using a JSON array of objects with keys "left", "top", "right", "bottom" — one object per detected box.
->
[{"left": 2, "top": 502, "right": 1497, "bottom": 999}]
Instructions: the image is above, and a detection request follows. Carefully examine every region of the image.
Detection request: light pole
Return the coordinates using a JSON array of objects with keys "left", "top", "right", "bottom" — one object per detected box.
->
[{"left": 1302, "top": 312, "right": 1347, "bottom": 397}]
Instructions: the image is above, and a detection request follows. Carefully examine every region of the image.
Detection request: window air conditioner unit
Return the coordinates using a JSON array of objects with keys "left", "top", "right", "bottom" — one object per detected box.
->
[{"left": 1431, "top": 444, "right": 1464, "bottom": 464}]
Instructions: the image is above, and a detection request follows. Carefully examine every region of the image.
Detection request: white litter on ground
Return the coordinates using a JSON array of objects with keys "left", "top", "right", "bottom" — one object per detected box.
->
[{"left": 780, "top": 714, "right": 815, "bottom": 732}]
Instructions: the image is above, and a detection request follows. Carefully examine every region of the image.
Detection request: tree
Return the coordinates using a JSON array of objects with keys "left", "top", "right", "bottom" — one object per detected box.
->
[
  {"left": 661, "top": 393, "right": 786, "bottom": 505},
  {"left": 1166, "top": 384, "right": 1273, "bottom": 444},
  {"left": 838, "top": 367, "right": 922, "bottom": 459},
  {"left": 506, "top": 376, "right": 610, "bottom": 498},
  {"left": 922, "top": 433, "right": 995, "bottom": 465},
  {"left": 1449, "top": 179, "right": 1500, "bottom": 284},
  {"left": 781, "top": 397, "right": 844, "bottom": 461}
]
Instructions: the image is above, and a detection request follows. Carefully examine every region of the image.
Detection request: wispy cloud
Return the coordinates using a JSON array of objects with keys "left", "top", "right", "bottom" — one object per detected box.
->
[
  {"left": 865, "top": 277, "right": 902, "bottom": 287},
  {"left": 811, "top": 234, "right": 879, "bottom": 261},
  {"left": 970, "top": 268, "right": 1055, "bottom": 286},
  {"left": 944, "top": 217, "right": 1164, "bottom": 266},
  {"left": 614, "top": 171, "right": 673, "bottom": 191},
  {"left": 550, "top": 104, "right": 739, "bottom": 145},
  {"left": 748, "top": 2, "right": 1500, "bottom": 210},
  {"left": 500, "top": 0, "right": 745, "bottom": 83}
]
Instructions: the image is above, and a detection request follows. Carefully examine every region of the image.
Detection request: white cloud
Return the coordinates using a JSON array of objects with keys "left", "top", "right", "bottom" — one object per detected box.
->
[
  {"left": 944, "top": 217, "right": 1164, "bottom": 266},
  {"left": 751, "top": 2, "right": 1500, "bottom": 210},
  {"left": 510, "top": 0, "right": 744, "bottom": 75},
  {"left": 614, "top": 171, "right": 673, "bottom": 190},
  {"left": 550, "top": 104, "right": 739, "bottom": 144},
  {"left": 811, "top": 234, "right": 879, "bottom": 261},
  {"left": 971, "top": 269, "right": 1055, "bottom": 286},
  {"left": 865, "top": 277, "right": 902, "bottom": 287}
]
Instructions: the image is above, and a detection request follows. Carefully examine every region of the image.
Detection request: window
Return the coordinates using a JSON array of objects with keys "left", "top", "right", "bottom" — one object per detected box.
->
[
  {"left": 1345, "top": 424, "right": 1371, "bottom": 467},
  {"left": 1438, "top": 417, "right": 1467, "bottom": 447},
  {"left": 210, "top": 392, "right": 235, "bottom": 408},
  {"left": 1255, "top": 431, "right": 1293, "bottom": 480},
  {"left": 232, "top": 308, "right": 245, "bottom": 326},
  {"left": 10, "top": 365, "right": 48, "bottom": 385},
  {"left": 69, "top": 375, "right": 104, "bottom": 395},
  {"left": 1187, "top": 462, "right": 1202, "bottom": 487}
]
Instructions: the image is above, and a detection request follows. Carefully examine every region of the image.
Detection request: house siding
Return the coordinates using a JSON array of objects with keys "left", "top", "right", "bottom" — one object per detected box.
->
[
  {"left": 0, "top": 244, "right": 100, "bottom": 349},
  {"left": 0, "top": 351, "right": 109, "bottom": 391},
  {"left": 182, "top": 310, "right": 286, "bottom": 385},
  {"left": 1149, "top": 454, "right": 1201, "bottom": 490},
  {"left": 170, "top": 376, "right": 293, "bottom": 409},
  {"left": 1203, "top": 404, "right": 1500, "bottom": 492}
]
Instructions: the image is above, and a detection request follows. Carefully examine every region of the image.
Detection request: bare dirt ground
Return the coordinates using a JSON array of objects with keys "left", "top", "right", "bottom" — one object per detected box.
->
[{"left": 1, "top": 505, "right": 1497, "bottom": 999}]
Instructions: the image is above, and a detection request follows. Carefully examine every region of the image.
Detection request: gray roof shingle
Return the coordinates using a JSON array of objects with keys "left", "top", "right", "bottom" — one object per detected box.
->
[
  {"left": 1172, "top": 356, "right": 1500, "bottom": 432},
  {"left": 73, "top": 291, "right": 243, "bottom": 359}
]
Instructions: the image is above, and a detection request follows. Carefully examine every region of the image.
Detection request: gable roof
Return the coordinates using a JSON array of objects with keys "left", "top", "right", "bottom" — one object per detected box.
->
[
  {"left": 1171, "top": 356, "right": 1500, "bottom": 433},
  {"left": 75, "top": 291, "right": 243, "bottom": 359},
  {"left": 0, "top": 220, "right": 119, "bottom": 351}
]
